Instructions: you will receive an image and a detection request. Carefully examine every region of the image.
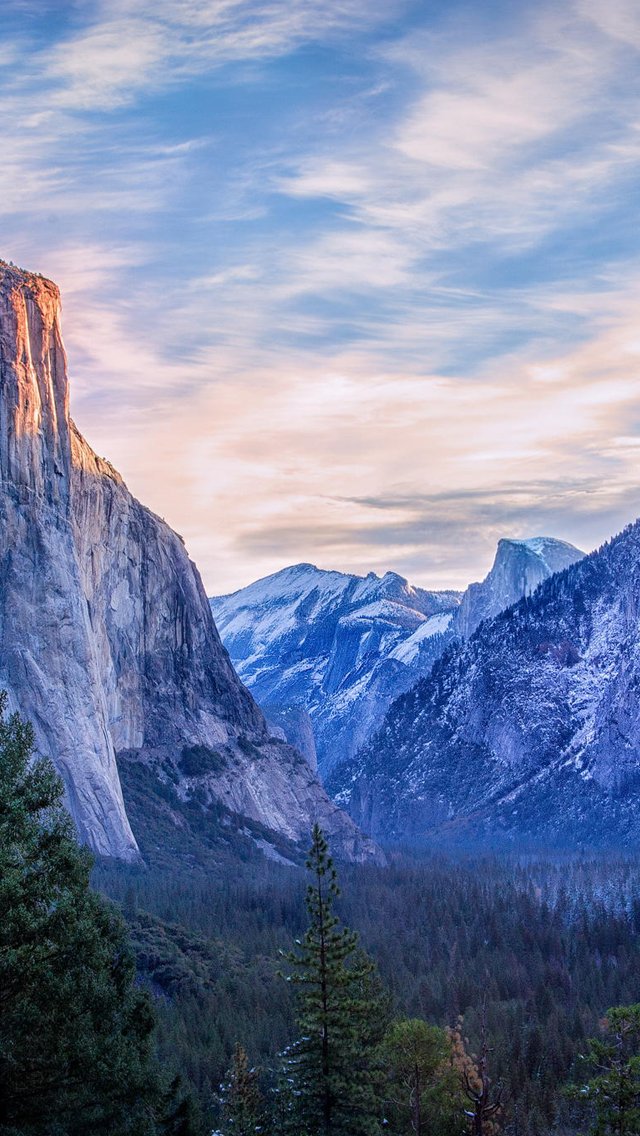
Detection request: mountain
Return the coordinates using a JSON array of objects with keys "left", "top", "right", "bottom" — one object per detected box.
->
[
  {"left": 262, "top": 703, "right": 318, "bottom": 771},
  {"left": 456, "top": 536, "right": 584, "bottom": 638},
  {"left": 329, "top": 521, "right": 640, "bottom": 849},
  {"left": 210, "top": 564, "right": 461, "bottom": 775},
  {"left": 210, "top": 538, "right": 583, "bottom": 777},
  {"left": 0, "top": 261, "right": 381, "bottom": 865}
]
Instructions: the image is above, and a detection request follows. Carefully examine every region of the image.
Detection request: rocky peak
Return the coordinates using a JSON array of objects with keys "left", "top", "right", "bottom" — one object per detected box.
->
[
  {"left": 330, "top": 523, "right": 640, "bottom": 850},
  {"left": 0, "top": 263, "right": 382, "bottom": 865},
  {"left": 455, "top": 535, "right": 584, "bottom": 639}
]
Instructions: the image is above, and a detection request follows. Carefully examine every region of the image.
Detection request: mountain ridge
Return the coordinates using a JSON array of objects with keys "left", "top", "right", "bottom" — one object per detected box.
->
[
  {"left": 328, "top": 520, "right": 640, "bottom": 848},
  {"left": 210, "top": 562, "right": 461, "bottom": 775},
  {"left": 210, "top": 536, "right": 584, "bottom": 777}
]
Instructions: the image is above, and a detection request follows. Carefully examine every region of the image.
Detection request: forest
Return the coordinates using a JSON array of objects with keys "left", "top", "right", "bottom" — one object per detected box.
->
[
  {"left": 95, "top": 844, "right": 640, "bottom": 1134},
  {"left": 5, "top": 695, "right": 640, "bottom": 1135}
]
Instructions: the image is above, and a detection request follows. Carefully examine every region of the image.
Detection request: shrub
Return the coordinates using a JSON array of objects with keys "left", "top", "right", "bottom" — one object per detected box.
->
[{"left": 179, "top": 744, "right": 227, "bottom": 778}]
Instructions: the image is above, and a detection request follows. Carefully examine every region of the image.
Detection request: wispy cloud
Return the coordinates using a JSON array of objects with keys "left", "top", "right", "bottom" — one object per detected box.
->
[
  {"left": 3, "top": 0, "right": 640, "bottom": 592},
  {"left": 66, "top": 272, "right": 640, "bottom": 592}
]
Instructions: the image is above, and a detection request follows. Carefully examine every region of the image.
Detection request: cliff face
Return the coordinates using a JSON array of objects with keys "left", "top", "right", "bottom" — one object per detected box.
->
[
  {"left": 0, "top": 266, "right": 136, "bottom": 858},
  {"left": 262, "top": 703, "right": 318, "bottom": 771},
  {"left": 455, "top": 537, "right": 584, "bottom": 639},
  {"left": 0, "top": 263, "right": 381, "bottom": 865},
  {"left": 329, "top": 522, "right": 640, "bottom": 849}
]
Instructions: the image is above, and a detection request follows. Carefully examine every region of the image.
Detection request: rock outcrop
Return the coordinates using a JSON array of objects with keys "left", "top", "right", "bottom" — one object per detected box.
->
[
  {"left": 0, "top": 262, "right": 381, "bottom": 864},
  {"left": 262, "top": 704, "right": 318, "bottom": 771},
  {"left": 455, "top": 537, "right": 583, "bottom": 639},
  {"left": 329, "top": 522, "right": 640, "bottom": 849}
]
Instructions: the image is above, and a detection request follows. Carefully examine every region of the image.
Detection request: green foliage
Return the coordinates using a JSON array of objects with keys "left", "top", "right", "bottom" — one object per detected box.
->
[
  {"left": 124, "top": 904, "right": 293, "bottom": 1119},
  {"left": 179, "top": 745, "right": 227, "bottom": 778},
  {"left": 0, "top": 693, "right": 201, "bottom": 1136},
  {"left": 278, "top": 825, "right": 388, "bottom": 1136},
  {"left": 218, "top": 1044, "right": 269, "bottom": 1136},
  {"left": 566, "top": 1004, "right": 640, "bottom": 1136},
  {"left": 380, "top": 1019, "right": 458, "bottom": 1135},
  {"left": 96, "top": 844, "right": 640, "bottom": 1136}
]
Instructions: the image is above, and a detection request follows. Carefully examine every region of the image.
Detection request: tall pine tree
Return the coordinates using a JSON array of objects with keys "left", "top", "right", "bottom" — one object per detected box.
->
[
  {"left": 0, "top": 693, "right": 196, "bottom": 1136},
  {"left": 217, "top": 1044, "right": 268, "bottom": 1135},
  {"left": 278, "top": 824, "right": 387, "bottom": 1136}
]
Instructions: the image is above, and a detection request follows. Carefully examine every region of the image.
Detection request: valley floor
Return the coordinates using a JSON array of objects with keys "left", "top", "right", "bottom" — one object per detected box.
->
[{"left": 94, "top": 846, "right": 640, "bottom": 1135}]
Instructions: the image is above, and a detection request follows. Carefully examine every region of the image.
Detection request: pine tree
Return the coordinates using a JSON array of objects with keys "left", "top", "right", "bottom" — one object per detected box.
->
[
  {"left": 278, "top": 824, "right": 387, "bottom": 1136},
  {"left": 566, "top": 1004, "right": 640, "bottom": 1136},
  {"left": 218, "top": 1044, "right": 268, "bottom": 1135},
  {"left": 0, "top": 693, "right": 188, "bottom": 1136},
  {"left": 159, "top": 1074, "right": 203, "bottom": 1136},
  {"left": 380, "top": 1018, "right": 457, "bottom": 1135},
  {"left": 449, "top": 1008, "right": 504, "bottom": 1136}
]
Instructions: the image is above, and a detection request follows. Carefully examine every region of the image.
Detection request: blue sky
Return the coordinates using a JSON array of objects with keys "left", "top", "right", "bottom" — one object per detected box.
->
[{"left": 4, "top": 0, "right": 640, "bottom": 591}]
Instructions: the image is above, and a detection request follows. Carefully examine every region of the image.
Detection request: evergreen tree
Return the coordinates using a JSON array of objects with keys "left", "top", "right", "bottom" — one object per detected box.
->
[
  {"left": 566, "top": 1004, "right": 640, "bottom": 1136},
  {"left": 159, "top": 1075, "right": 203, "bottom": 1136},
  {"left": 380, "top": 1018, "right": 457, "bottom": 1135},
  {"left": 278, "top": 824, "right": 387, "bottom": 1136},
  {"left": 0, "top": 694, "right": 190, "bottom": 1136},
  {"left": 217, "top": 1044, "right": 268, "bottom": 1135}
]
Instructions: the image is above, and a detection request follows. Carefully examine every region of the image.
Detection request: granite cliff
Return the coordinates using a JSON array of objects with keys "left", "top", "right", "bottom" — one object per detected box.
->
[
  {"left": 0, "top": 262, "right": 380, "bottom": 864},
  {"left": 456, "top": 536, "right": 583, "bottom": 638}
]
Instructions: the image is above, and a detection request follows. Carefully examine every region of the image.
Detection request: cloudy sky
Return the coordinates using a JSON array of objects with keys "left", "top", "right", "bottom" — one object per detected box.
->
[{"left": 4, "top": 0, "right": 640, "bottom": 592}]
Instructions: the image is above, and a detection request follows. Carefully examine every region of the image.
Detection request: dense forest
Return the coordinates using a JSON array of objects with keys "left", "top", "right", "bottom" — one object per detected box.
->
[
  {"left": 95, "top": 842, "right": 640, "bottom": 1134},
  {"left": 6, "top": 697, "right": 640, "bottom": 1135}
]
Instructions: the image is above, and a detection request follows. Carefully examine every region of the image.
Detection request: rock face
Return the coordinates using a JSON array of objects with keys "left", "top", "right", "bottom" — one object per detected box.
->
[
  {"left": 455, "top": 537, "right": 584, "bottom": 639},
  {"left": 210, "top": 539, "right": 583, "bottom": 778},
  {"left": 329, "top": 522, "right": 640, "bottom": 849},
  {"left": 210, "top": 564, "right": 461, "bottom": 775},
  {"left": 0, "top": 263, "right": 381, "bottom": 865},
  {"left": 262, "top": 704, "right": 318, "bottom": 771}
]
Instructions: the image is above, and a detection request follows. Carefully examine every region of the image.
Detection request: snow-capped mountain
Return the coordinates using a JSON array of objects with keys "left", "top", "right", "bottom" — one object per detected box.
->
[
  {"left": 210, "top": 536, "right": 583, "bottom": 778},
  {"left": 456, "top": 536, "right": 584, "bottom": 638},
  {"left": 328, "top": 521, "right": 640, "bottom": 849},
  {"left": 210, "top": 564, "right": 461, "bottom": 775}
]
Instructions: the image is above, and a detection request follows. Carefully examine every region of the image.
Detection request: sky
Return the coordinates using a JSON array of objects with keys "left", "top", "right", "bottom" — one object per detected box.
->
[{"left": 3, "top": 0, "right": 640, "bottom": 593}]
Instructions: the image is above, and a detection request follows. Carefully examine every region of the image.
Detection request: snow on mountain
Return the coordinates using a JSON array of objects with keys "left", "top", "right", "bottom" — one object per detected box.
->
[
  {"left": 328, "top": 522, "right": 640, "bottom": 850},
  {"left": 210, "top": 538, "right": 584, "bottom": 780},
  {"left": 389, "top": 613, "right": 454, "bottom": 665},
  {"left": 210, "top": 564, "right": 461, "bottom": 775}
]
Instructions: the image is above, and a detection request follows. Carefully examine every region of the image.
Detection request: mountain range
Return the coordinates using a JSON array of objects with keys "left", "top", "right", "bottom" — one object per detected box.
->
[
  {"left": 329, "top": 521, "right": 640, "bottom": 849},
  {"left": 0, "top": 261, "right": 380, "bottom": 865},
  {"left": 210, "top": 536, "right": 583, "bottom": 776},
  {"left": 6, "top": 256, "right": 634, "bottom": 861}
]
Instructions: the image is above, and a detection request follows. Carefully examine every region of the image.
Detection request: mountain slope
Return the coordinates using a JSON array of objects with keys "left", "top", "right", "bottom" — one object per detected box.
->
[
  {"left": 210, "top": 563, "right": 461, "bottom": 774},
  {"left": 329, "top": 521, "right": 640, "bottom": 848},
  {"left": 210, "top": 538, "right": 583, "bottom": 777},
  {"left": 0, "top": 261, "right": 380, "bottom": 864}
]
